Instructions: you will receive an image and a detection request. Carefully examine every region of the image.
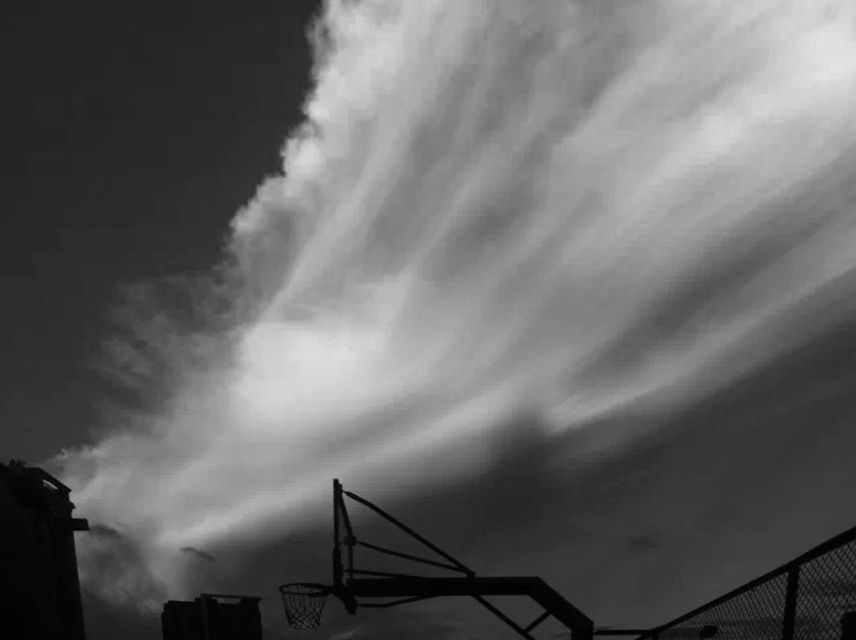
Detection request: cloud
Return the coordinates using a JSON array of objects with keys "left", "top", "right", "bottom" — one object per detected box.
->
[
  {"left": 89, "top": 523, "right": 126, "bottom": 540},
  {"left": 78, "top": 522, "right": 168, "bottom": 611},
  {"left": 55, "top": 1, "right": 856, "bottom": 634},
  {"left": 179, "top": 547, "right": 216, "bottom": 563}
]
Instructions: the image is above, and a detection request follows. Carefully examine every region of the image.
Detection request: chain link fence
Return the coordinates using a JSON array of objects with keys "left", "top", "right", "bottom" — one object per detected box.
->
[{"left": 635, "top": 526, "right": 856, "bottom": 640}]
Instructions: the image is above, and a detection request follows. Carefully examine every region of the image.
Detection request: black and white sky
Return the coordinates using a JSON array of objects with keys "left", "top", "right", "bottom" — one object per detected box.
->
[
  {"left": 2, "top": 0, "right": 316, "bottom": 462},
  {"left": 5, "top": 1, "right": 856, "bottom": 639},
  {"left": 4, "top": 1, "right": 316, "bottom": 636}
]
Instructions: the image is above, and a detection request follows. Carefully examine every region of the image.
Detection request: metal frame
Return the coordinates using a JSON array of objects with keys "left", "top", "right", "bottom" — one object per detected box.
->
[{"left": 331, "top": 479, "right": 595, "bottom": 640}]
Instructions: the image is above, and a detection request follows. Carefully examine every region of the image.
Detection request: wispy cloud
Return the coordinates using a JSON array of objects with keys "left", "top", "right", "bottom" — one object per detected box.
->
[
  {"left": 56, "top": 0, "right": 856, "bottom": 625},
  {"left": 179, "top": 547, "right": 216, "bottom": 563}
]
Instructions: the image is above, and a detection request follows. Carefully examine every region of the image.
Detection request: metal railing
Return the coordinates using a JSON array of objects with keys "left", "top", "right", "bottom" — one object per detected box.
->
[{"left": 637, "top": 524, "right": 856, "bottom": 639}]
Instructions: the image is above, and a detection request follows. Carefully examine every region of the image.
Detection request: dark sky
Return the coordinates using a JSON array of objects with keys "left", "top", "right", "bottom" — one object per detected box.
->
[{"left": 2, "top": 0, "right": 320, "bottom": 464}]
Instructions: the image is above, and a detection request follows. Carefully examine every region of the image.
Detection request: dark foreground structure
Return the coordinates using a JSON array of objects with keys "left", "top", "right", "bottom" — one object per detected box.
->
[
  {"left": 282, "top": 480, "right": 856, "bottom": 640},
  {"left": 162, "top": 594, "right": 263, "bottom": 640},
  {"left": 0, "top": 460, "right": 89, "bottom": 640},
  {"left": 631, "top": 523, "right": 856, "bottom": 640}
]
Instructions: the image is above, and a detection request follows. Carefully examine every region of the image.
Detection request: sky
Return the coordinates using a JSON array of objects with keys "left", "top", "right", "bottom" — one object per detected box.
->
[
  {"left": 2, "top": 0, "right": 317, "bottom": 463},
  {"left": 3, "top": 0, "right": 317, "bottom": 636},
  {"left": 6, "top": 1, "right": 856, "bottom": 639}
]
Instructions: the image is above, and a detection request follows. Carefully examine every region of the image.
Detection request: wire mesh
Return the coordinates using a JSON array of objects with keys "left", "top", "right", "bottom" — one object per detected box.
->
[
  {"left": 794, "top": 538, "right": 856, "bottom": 640},
  {"left": 656, "top": 574, "right": 787, "bottom": 640},
  {"left": 643, "top": 527, "right": 856, "bottom": 640}
]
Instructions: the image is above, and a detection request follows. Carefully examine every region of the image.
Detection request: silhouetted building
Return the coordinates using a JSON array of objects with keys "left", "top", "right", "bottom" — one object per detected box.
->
[
  {"left": 0, "top": 460, "right": 89, "bottom": 640},
  {"left": 162, "top": 594, "right": 263, "bottom": 640}
]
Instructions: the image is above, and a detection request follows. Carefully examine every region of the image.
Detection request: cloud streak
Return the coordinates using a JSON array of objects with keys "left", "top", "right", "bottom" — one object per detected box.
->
[{"left": 56, "top": 0, "right": 856, "bottom": 625}]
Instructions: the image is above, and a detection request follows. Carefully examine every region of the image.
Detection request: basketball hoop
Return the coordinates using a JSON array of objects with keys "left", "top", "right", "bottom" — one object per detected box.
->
[{"left": 278, "top": 583, "right": 330, "bottom": 629}]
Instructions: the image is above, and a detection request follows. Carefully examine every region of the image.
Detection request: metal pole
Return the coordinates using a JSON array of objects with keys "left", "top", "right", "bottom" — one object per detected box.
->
[{"left": 333, "top": 479, "right": 343, "bottom": 588}]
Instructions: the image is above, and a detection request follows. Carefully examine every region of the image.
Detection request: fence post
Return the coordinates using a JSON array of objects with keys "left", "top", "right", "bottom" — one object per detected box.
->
[
  {"left": 781, "top": 566, "right": 799, "bottom": 640},
  {"left": 842, "top": 611, "right": 856, "bottom": 640}
]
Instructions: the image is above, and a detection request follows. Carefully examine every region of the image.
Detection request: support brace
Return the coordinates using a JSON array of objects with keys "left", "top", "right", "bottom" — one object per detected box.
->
[{"left": 347, "top": 576, "right": 594, "bottom": 640}]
